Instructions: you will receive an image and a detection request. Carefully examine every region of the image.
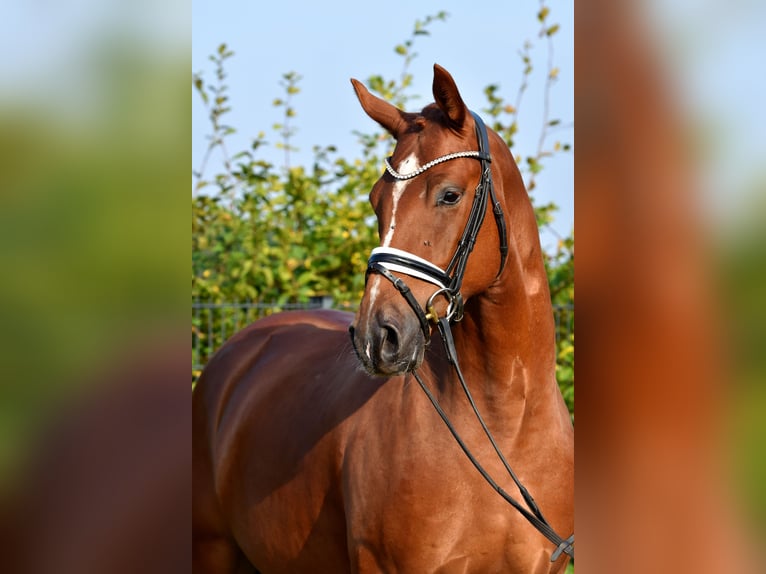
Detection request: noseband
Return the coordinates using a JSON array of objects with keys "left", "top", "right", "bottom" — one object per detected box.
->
[
  {"left": 363, "top": 111, "right": 574, "bottom": 561},
  {"left": 366, "top": 111, "right": 508, "bottom": 339}
]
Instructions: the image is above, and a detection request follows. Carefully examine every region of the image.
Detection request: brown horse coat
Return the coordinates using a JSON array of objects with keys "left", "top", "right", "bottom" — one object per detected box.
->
[{"left": 193, "top": 65, "right": 573, "bottom": 574}]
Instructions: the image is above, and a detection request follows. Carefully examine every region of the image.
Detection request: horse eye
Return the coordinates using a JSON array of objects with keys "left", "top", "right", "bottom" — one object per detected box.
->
[{"left": 439, "top": 189, "right": 462, "bottom": 206}]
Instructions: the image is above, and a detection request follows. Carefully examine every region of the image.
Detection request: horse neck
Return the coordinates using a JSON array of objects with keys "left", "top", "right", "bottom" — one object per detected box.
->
[{"left": 448, "top": 183, "right": 559, "bottom": 422}]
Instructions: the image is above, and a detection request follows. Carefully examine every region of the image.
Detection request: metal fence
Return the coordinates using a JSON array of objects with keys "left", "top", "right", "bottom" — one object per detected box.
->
[{"left": 192, "top": 299, "right": 573, "bottom": 376}]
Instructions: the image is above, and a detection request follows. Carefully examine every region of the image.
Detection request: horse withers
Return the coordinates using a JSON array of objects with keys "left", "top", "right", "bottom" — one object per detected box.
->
[{"left": 192, "top": 64, "right": 574, "bottom": 573}]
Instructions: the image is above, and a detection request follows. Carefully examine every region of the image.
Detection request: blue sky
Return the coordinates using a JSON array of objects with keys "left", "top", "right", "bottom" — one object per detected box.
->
[{"left": 192, "top": 0, "right": 575, "bottom": 251}]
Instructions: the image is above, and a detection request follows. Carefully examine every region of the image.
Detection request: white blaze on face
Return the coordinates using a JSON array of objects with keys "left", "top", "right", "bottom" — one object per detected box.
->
[
  {"left": 367, "top": 153, "right": 420, "bottom": 320},
  {"left": 381, "top": 153, "right": 419, "bottom": 247}
]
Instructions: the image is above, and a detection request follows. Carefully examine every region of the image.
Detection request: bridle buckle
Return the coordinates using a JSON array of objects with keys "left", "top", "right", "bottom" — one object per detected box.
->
[{"left": 424, "top": 288, "right": 463, "bottom": 324}]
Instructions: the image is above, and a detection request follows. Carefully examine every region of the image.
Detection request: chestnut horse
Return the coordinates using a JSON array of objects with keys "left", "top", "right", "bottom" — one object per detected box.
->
[{"left": 192, "top": 64, "right": 573, "bottom": 573}]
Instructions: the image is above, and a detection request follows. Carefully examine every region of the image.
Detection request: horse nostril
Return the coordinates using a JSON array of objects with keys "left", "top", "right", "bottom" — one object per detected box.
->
[{"left": 380, "top": 324, "right": 400, "bottom": 360}]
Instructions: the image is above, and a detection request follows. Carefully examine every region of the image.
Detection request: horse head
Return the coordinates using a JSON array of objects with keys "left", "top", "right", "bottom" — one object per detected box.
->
[{"left": 349, "top": 64, "right": 512, "bottom": 376}]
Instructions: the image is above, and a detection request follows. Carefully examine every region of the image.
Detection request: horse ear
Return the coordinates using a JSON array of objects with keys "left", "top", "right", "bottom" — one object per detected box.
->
[
  {"left": 432, "top": 64, "right": 467, "bottom": 129},
  {"left": 350, "top": 78, "right": 406, "bottom": 138}
]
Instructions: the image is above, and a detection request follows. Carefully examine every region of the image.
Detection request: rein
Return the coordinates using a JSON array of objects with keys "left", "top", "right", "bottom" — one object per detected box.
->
[{"left": 365, "top": 112, "right": 574, "bottom": 562}]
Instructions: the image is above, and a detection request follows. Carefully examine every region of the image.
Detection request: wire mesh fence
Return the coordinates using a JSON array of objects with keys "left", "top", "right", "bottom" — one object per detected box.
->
[{"left": 192, "top": 299, "right": 573, "bottom": 378}]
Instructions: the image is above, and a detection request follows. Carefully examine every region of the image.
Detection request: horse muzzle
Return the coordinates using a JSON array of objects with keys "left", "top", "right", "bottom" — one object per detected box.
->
[{"left": 349, "top": 310, "right": 425, "bottom": 376}]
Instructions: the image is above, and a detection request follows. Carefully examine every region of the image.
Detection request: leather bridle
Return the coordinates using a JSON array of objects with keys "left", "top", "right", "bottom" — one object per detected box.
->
[
  {"left": 364, "top": 111, "right": 575, "bottom": 562},
  {"left": 367, "top": 111, "right": 507, "bottom": 339}
]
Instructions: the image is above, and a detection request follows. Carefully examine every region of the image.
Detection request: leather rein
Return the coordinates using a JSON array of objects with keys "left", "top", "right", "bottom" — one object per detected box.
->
[{"left": 365, "top": 112, "right": 574, "bottom": 562}]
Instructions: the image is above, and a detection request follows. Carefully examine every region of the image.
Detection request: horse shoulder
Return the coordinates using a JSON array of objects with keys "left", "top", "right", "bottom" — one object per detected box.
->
[{"left": 195, "top": 309, "right": 387, "bottom": 571}]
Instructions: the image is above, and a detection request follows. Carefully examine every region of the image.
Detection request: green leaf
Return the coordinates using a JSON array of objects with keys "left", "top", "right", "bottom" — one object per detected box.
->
[{"left": 527, "top": 157, "right": 543, "bottom": 174}]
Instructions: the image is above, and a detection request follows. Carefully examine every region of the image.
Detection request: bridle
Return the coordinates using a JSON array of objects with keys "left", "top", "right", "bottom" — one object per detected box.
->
[
  {"left": 364, "top": 111, "right": 575, "bottom": 562},
  {"left": 367, "top": 111, "right": 507, "bottom": 340}
]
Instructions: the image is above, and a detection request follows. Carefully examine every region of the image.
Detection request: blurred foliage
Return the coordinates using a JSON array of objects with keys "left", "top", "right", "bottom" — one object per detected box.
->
[
  {"left": 719, "top": 179, "right": 766, "bottom": 535},
  {"left": 192, "top": 7, "right": 573, "bottom": 415},
  {"left": 0, "top": 40, "right": 188, "bottom": 488}
]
